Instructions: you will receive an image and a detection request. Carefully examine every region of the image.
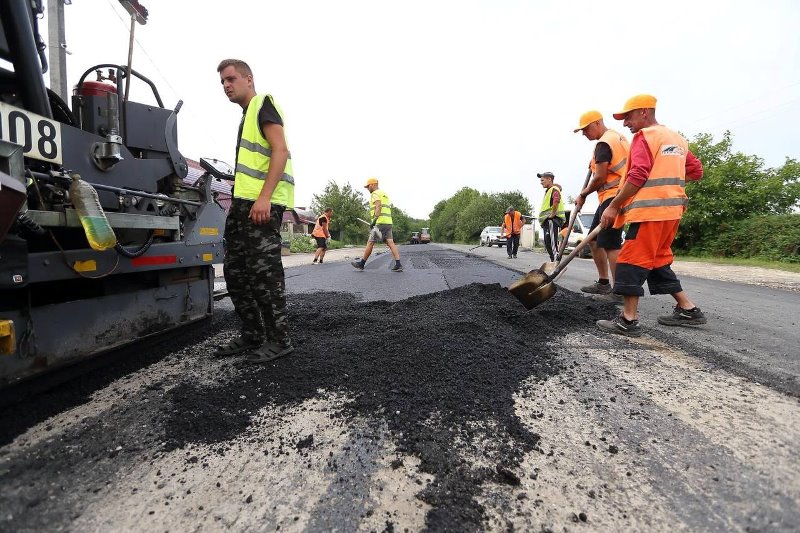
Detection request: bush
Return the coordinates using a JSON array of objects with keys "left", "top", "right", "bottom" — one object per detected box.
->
[
  {"left": 699, "top": 214, "right": 800, "bottom": 263},
  {"left": 288, "top": 235, "right": 344, "bottom": 253}
]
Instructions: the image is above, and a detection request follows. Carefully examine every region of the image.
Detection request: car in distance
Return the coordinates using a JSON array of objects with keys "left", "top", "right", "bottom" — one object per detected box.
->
[
  {"left": 420, "top": 227, "right": 431, "bottom": 244},
  {"left": 479, "top": 226, "right": 507, "bottom": 247},
  {"left": 409, "top": 231, "right": 420, "bottom": 244}
]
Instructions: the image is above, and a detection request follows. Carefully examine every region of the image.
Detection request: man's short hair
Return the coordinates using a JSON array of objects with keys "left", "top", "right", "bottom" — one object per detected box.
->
[{"left": 217, "top": 59, "right": 252, "bottom": 78}]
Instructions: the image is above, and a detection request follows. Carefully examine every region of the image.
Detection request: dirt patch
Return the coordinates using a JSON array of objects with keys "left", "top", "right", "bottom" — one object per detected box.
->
[{"left": 670, "top": 262, "right": 800, "bottom": 292}]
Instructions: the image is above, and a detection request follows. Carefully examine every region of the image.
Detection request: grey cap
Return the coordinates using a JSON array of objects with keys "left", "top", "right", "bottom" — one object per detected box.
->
[{"left": 537, "top": 171, "right": 555, "bottom": 178}]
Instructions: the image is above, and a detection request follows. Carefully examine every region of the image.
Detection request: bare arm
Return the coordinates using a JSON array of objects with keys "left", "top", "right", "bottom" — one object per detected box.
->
[{"left": 600, "top": 180, "right": 641, "bottom": 229}]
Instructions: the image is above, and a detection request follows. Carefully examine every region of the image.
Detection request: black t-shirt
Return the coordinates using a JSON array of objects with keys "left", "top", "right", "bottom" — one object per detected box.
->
[
  {"left": 594, "top": 141, "right": 612, "bottom": 164},
  {"left": 236, "top": 96, "right": 283, "bottom": 143}
]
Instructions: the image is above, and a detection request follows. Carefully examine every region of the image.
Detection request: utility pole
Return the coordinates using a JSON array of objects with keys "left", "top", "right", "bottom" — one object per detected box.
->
[{"left": 46, "top": 0, "right": 69, "bottom": 101}]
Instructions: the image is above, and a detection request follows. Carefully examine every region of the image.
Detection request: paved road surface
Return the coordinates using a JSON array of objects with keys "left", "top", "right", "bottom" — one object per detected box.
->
[{"left": 1, "top": 243, "right": 798, "bottom": 532}]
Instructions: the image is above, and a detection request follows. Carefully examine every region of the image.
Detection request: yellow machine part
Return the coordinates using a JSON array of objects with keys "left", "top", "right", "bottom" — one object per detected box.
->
[{"left": 0, "top": 320, "right": 15, "bottom": 355}]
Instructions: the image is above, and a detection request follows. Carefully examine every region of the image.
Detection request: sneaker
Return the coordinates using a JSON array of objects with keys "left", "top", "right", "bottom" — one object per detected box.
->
[
  {"left": 591, "top": 292, "right": 624, "bottom": 304},
  {"left": 351, "top": 260, "right": 365, "bottom": 271},
  {"left": 507, "top": 255, "right": 513, "bottom": 259},
  {"left": 512, "top": 254, "right": 517, "bottom": 258},
  {"left": 391, "top": 262, "right": 403, "bottom": 272},
  {"left": 318, "top": 260, "right": 323, "bottom": 264},
  {"left": 657, "top": 306, "right": 707, "bottom": 326},
  {"left": 312, "top": 259, "right": 318, "bottom": 264},
  {"left": 596, "top": 314, "right": 642, "bottom": 337},
  {"left": 581, "top": 280, "right": 612, "bottom": 294}
]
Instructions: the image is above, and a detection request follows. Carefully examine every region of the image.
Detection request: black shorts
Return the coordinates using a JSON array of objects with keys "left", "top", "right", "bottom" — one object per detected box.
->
[
  {"left": 314, "top": 236, "right": 327, "bottom": 249},
  {"left": 590, "top": 197, "right": 624, "bottom": 250}
]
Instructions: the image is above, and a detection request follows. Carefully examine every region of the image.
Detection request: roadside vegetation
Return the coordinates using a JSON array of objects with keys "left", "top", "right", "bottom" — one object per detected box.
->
[
  {"left": 310, "top": 180, "right": 429, "bottom": 245},
  {"left": 303, "top": 133, "right": 798, "bottom": 263}
]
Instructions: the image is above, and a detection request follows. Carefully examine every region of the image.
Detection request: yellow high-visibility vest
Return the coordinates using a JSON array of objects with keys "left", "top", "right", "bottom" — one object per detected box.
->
[
  {"left": 538, "top": 186, "right": 565, "bottom": 223},
  {"left": 234, "top": 94, "right": 294, "bottom": 208},
  {"left": 370, "top": 189, "right": 393, "bottom": 225}
]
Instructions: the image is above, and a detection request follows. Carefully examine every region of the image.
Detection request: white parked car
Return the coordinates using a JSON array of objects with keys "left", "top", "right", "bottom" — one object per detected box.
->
[{"left": 479, "top": 226, "right": 507, "bottom": 247}]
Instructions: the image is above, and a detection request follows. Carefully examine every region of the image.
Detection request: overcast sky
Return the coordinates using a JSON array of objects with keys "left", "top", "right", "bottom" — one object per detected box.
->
[{"left": 43, "top": 0, "right": 800, "bottom": 219}]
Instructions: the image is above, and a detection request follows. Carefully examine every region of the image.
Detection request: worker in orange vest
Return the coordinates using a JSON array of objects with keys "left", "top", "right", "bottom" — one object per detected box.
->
[
  {"left": 596, "top": 95, "right": 706, "bottom": 337},
  {"left": 502, "top": 206, "right": 523, "bottom": 259},
  {"left": 573, "top": 110, "right": 630, "bottom": 303},
  {"left": 311, "top": 208, "right": 333, "bottom": 264}
]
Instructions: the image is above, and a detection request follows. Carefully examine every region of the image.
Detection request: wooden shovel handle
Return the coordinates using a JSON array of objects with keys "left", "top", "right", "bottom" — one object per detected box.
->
[
  {"left": 556, "top": 168, "right": 592, "bottom": 261},
  {"left": 548, "top": 225, "right": 603, "bottom": 281}
]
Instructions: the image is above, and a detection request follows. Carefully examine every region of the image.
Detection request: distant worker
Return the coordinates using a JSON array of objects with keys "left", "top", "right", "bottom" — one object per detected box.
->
[
  {"left": 597, "top": 94, "right": 706, "bottom": 337},
  {"left": 573, "top": 110, "right": 631, "bottom": 302},
  {"left": 351, "top": 177, "right": 403, "bottom": 272},
  {"left": 537, "top": 171, "right": 565, "bottom": 262},
  {"left": 214, "top": 58, "right": 294, "bottom": 362},
  {"left": 502, "top": 206, "right": 523, "bottom": 259},
  {"left": 312, "top": 207, "right": 333, "bottom": 264}
]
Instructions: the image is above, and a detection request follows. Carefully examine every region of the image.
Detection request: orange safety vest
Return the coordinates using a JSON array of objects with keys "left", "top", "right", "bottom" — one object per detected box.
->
[
  {"left": 616, "top": 125, "right": 689, "bottom": 227},
  {"left": 590, "top": 129, "right": 630, "bottom": 204},
  {"left": 503, "top": 211, "right": 523, "bottom": 237},
  {"left": 312, "top": 212, "right": 331, "bottom": 238}
]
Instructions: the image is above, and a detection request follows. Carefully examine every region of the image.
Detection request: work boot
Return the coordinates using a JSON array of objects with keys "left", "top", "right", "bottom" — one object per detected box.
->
[
  {"left": 596, "top": 314, "right": 642, "bottom": 337},
  {"left": 391, "top": 261, "right": 403, "bottom": 272},
  {"left": 312, "top": 258, "right": 318, "bottom": 264},
  {"left": 657, "top": 305, "right": 707, "bottom": 326},
  {"left": 591, "top": 292, "right": 624, "bottom": 304},
  {"left": 351, "top": 259, "right": 365, "bottom": 271},
  {"left": 581, "top": 280, "right": 612, "bottom": 294}
]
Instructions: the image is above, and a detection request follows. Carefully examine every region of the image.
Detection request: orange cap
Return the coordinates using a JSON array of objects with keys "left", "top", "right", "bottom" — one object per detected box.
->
[
  {"left": 364, "top": 177, "right": 379, "bottom": 188},
  {"left": 613, "top": 94, "right": 657, "bottom": 120},
  {"left": 573, "top": 110, "right": 602, "bottom": 132}
]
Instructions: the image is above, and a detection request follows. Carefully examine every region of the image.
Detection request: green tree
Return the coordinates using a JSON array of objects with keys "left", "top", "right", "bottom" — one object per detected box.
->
[
  {"left": 311, "top": 180, "right": 368, "bottom": 244},
  {"left": 677, "top": 132, "right": 800, "bottom": 252},
  {"left": 428, "top": 187, "right": 480, "bottom": 243},
  {"left": 455, "top": 190, "right": 532, "bottom": 242}
]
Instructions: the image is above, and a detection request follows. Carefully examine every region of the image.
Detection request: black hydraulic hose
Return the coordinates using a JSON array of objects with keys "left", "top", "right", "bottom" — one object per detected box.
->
[{"left": 114, "top": 231, "right": 155, "bottom": 258}]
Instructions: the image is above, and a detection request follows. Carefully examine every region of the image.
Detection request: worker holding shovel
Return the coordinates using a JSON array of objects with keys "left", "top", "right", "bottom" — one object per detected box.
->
[
  {"left": 351, "top": 177, "right": 403, "bottom": 272},
  {"left": 573, "top": 110, "right": 630, "bottom": 303},
  {"left": 596, "top": 94, "right": 706, "bottom": 337}
]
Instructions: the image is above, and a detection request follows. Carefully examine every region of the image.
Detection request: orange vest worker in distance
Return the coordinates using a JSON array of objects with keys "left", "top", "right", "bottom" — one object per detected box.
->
[
  {"left": 502, "top": 210, "right": 522, "bottom": 237},
  {"left": 312, "top": 208, "right": 333, "bottom": 264},
  {"left": 502, "top": 206, "right": 523, "bottom": 259},
  {"left": 312, "top": 211, "right": 331, "bottom": 238}
]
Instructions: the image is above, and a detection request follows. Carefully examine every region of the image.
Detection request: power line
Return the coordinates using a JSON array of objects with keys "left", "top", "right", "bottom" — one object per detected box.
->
[{"left": 101, "top": 0, "right": 180, "bottom": 102}]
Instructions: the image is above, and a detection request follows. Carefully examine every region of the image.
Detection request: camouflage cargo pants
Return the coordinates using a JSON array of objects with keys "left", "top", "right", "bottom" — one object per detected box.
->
[{"left": 223, "top": 199, "right": 290, "bottom": 346}]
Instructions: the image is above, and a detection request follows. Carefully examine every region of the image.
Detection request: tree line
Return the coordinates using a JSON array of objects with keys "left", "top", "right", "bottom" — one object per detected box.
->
[{"left": 309, "top": 132, "right": 799, "bottom": 262}]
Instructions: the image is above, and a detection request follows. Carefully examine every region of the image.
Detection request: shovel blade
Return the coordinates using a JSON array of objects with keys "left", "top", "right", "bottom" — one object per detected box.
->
[
  {"left": 540, "top": 261, "right": 558, "bottom": 276},
  {"left": 508, "top": 268, "right": 557, "bottom": 309}
]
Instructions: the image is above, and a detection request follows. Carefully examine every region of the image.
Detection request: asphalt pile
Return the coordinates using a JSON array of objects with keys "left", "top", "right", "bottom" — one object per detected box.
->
[
  {"left": 0, "top": 282, "right": 613, "bottom": 531},
  {"left": 164, "top": 283, "right": 605, "bottom": 529}
]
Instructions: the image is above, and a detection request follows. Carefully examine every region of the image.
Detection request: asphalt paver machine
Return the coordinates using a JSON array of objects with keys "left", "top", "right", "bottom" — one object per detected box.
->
[{"left": 0, "top": 0, "right": 229, "bottom": 385}]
